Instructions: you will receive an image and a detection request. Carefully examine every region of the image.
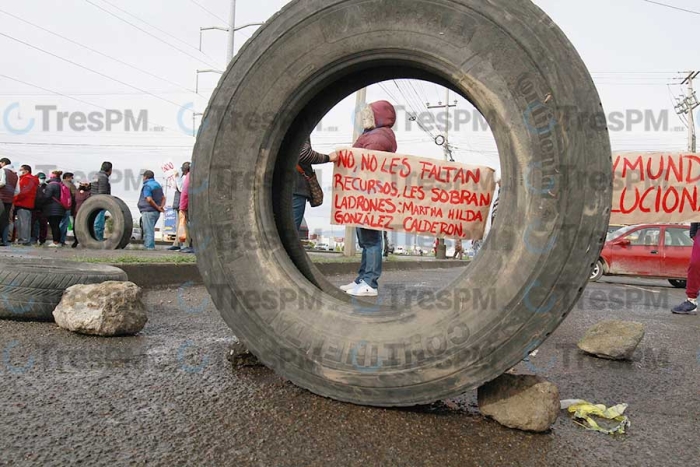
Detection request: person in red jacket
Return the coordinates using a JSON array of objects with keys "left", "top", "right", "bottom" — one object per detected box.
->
[
  {"left": 340, "top": 100, "right": 397, "bottom": 297},
  {"left": 13, "top": 165, "right": 38, "bottom": 246}
]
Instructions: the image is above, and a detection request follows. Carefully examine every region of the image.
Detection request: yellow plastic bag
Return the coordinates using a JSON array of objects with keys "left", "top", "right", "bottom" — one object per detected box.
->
[
  {"left": 561, "top": 399, "right": 630, "bottom": 435},
  {"left": 177, "top": 210, "right": 187, "bottom": 244}
]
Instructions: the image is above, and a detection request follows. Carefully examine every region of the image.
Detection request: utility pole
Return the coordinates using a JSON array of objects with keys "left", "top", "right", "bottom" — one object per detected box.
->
[
  {"left": 427, "top": 89, "right": 458, "bottom": 259},
  {"left": 343, "top": 88, "right": 367, "bottom": 257},
  {"left": 226, "top": 0, "right": 237, "bottom": 63},
  {"left": 675, "top": 71, "right": 699, "bottom": 153}
]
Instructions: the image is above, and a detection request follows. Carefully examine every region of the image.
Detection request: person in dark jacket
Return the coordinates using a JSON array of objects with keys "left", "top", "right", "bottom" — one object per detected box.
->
[
  {"left": 43, "top": 172, "right": 66, "bottom": 247},
  {"left": 293, "top": 139, "right": 336, "bottom": 233},
  {"left": 0, "top": 157, "right": 19, "bottom": 246},
  {"left": 59, "top": 172, "right": 77, "bottom": 245},
  {"left": 71, "top": 182, "right": 91, "bottom": 248},
  {"left": 32, "top": 172, "right": 48, "bottom": 245},
  {"left": 672, "top": 222, "right": 700, "bottom": 315},
  {"left": 91, "top": 161, "right": 112, "bottom": 241},
  {"left": 339, "top": 101, "right": 397, "bottom": 297}
]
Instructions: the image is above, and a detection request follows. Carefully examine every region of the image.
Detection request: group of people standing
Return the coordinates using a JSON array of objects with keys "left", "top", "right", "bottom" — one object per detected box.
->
[
  {"left": 0, "top": 158, "right": 193, "bottom": 252},
  {"left": 0, "top": 158, "right": 92, "bottom": 248}
]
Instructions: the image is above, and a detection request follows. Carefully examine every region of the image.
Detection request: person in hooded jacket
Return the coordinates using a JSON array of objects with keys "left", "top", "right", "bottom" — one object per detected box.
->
[
  {"left": 339, "top": 100, "right": 397, "bottom": 297},
  {"left": 43, "top": 172, "right": 66, "bottom": 247}
]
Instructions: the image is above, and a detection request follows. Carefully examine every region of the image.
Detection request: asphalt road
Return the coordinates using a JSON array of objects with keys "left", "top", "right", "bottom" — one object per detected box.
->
[{"left": 1, "top": 270, "right": 699, "bottom": 466}]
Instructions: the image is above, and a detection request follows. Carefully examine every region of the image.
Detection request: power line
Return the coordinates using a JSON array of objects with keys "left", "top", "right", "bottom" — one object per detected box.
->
[
  {"left": 0, "top": 8, "right": 198, "bottom": 95},
  {"left": 641, "top": 0, "right": 700, "bottom": 15},
  {"left": 0, "top": 141, "right": 193, "bottom": 148},
  {"left": 84, "top": 0, "right": 221, "bottom": 69},
  {"left": 0, "top": 31, "right": 194, "bottom": 116},
  {"left": 94, "top": 0, "right": 203, "bottom": 51},
  {"left": 391, "top": 80, "right": 439, "bottom": 141},
  {"left": 0, "top": 73, "right": 190, "bottom": 137},
  {"left": 188, "top": 0, "right": 229, "bottom": 25}
]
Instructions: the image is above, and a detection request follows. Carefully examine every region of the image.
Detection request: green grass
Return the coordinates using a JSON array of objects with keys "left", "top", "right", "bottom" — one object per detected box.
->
[{"left": 76, "top": 255, "right": 197, "bottom": 264}]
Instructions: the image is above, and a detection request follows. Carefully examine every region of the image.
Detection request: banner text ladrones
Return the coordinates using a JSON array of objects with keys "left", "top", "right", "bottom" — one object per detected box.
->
[{"left": 331, "top": 148, "right": 496, "bottom": 239}]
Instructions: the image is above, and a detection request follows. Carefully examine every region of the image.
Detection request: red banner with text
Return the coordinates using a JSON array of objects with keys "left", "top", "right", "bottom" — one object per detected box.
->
[
  {"left": 331, "top": 148, "right": 496, "bottom": 239},
  {"left": 611, "top": 152, "right": 700, "bottom": 224}
]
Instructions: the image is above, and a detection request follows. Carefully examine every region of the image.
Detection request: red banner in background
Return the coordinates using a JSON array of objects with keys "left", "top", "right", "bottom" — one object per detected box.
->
[
  {"left": 611, "top": 152, "right": 700, "bottom": 224},
  {"left": 331, "top": 148, "right": 496, "bottom": 240}
]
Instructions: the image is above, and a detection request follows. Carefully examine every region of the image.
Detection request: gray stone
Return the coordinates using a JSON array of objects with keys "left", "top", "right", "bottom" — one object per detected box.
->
[
  {"left": 227, "top": 341, "right": 263, "bottom": 368},
  {"left": 53, "top": 281, "right": 147, "bottom": 336},
  {"left": 478, "top": 374, "right": 560, "bottom": 432},
  {"left": 578, "top": 320, "right": 645, "bottom": 360}
]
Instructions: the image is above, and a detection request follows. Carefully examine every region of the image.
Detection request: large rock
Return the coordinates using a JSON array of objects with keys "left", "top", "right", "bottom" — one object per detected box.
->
[
  {"left": 578, "top": 320, "right": 645, "bottom": 360},
  {"left": 53, "top": 281, "right": 147, "bottom": 336},
  {"left": 478, "top": 374, "right": 560, "bottom": 432}
]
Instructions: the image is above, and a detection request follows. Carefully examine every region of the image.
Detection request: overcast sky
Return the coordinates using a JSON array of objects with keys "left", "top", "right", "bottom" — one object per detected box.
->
[{"left": 0, "top": 0, "right": 698, "bottom": 234}]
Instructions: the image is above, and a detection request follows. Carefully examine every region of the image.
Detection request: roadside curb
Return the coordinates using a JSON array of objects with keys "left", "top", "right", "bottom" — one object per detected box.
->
[{"left": 112, "top": 260, "right": 469, "bottom": 289}]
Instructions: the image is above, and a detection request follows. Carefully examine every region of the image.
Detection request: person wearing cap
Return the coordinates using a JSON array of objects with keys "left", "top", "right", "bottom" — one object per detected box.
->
[{"left": 138, "top": 170, "right": 165, "bottom": 250}]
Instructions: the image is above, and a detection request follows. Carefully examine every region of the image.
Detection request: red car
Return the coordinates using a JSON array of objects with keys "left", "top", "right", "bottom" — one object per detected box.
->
[{"left": 590, "top": 224, "right": 692, "bottom": 288}]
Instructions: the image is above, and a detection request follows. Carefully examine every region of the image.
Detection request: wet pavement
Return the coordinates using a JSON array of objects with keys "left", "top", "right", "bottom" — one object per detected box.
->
[{"left": 1, "top": 269, "right": 699, "bottom": 466}]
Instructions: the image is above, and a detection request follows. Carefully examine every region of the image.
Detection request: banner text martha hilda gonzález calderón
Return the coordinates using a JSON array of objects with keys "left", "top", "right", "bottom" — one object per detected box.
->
[{"left": 331, "top": 148, "right": 496, "bottom": 240}]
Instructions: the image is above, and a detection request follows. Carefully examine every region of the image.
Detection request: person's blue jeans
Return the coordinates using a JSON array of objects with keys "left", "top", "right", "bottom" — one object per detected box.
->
[
  {"left": 292, "top": 195, "right": 307, "bottom": 233},
  {"left": 59, "top": 212, "right": 71, "bottom": 244},
  {"left": 355, "top": 228, "right": 383, "bottom": 289},
  {"left": 141, "top": 211, "right": 160, "bottom": 250},
  {"left": 94, "top": 210, "right": 106, "bottom": 241}
]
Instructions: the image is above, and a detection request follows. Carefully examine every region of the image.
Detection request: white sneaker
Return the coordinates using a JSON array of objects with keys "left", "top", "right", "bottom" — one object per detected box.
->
[
  {"left": 339, "top": 282, "right": 358, "bottom": 292},
  {"left": 47, "top": 243, "right": 60, "bottom": 248},
  {"left": 347, "top": 280, "right": 378, "bottom": 297}
]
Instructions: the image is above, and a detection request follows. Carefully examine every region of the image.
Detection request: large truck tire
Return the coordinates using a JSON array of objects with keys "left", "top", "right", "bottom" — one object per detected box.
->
[
  {"left": 0, "top": 259, "right": 128, "bottom": 321},
  {"left": 191, "top": 0, "right": 612, "bottom": 406},
  {"left": 74, "top": 195, "right": 133, "bottom": 250}
]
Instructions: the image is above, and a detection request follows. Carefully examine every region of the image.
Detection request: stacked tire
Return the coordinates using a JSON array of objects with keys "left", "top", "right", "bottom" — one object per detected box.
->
[
  {"left": 74, "top": 195, "right": 133, "bottom": 250},
  {"left": 0, "top": 258, "right": 128, "bottom": 321}
]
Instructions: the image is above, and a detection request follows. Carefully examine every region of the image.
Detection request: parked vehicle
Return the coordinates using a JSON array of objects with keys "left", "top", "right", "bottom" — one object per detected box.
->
[
  {"left": 131, "top": 227, "right": 142, "bottom": 241},
  {"left": 394, "top": 246, "right": 407, "bottom": 255},
  {"left": 607, "top": 224, "right": 625, "bottom": 235},
  {"left": 314, "top": 243, "right": 332, "bottom": 251},
  {"left": 590, "top": 223, "right": 692, "bottom": 288}
]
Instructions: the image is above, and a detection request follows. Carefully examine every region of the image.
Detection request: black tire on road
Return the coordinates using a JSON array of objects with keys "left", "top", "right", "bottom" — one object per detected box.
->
[
  {"left": 589, "top": 260, "right": 604, "bottom": 282},
  {"left": 669, "top": 279, "right": 687, "bottom": 289},
  {"left": 0, "top": 258, "right": 128, "bottom": 321},
  {"left": 74, "top": 195, "right": 133, "bottom": 250},
  {"left": 192, "top": 0, "right": 612, "bottom": 406}
]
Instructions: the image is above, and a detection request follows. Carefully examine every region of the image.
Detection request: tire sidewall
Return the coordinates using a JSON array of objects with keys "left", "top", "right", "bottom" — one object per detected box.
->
[{"left": 192, "top": 0, "right": 612, "bottom": 405}]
